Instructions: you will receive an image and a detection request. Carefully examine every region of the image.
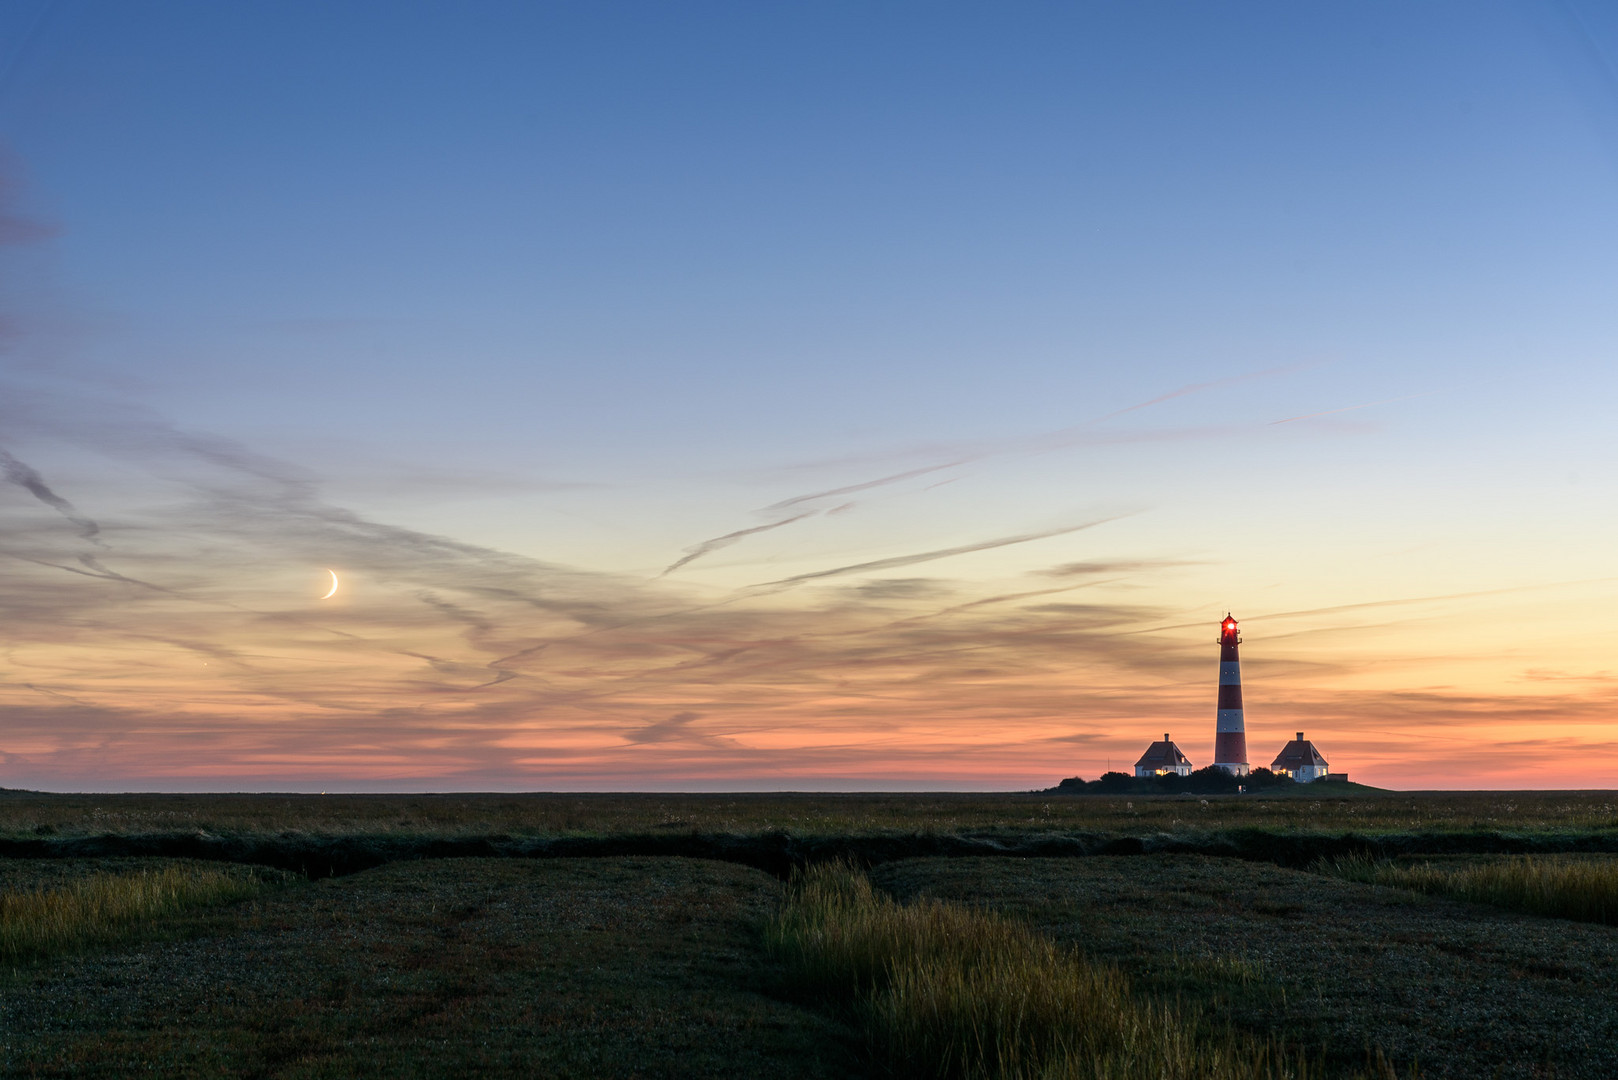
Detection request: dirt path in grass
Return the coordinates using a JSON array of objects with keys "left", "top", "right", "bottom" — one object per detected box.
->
[
  {"left": 874, "top": 854, "right": 1618, "bottom": 1080},
  {"left": 0, "top": 857, "right": 859, "bottom": 1079}
]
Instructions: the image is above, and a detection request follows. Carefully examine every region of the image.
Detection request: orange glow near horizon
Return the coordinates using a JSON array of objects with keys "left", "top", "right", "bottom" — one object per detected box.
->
[{"left": 2, "top": 519, "right": 1615, "bottom": 791}]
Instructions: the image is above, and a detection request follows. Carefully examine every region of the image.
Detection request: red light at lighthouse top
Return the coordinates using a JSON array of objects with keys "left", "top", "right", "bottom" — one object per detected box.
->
[{"left": 1219, "top": 614, "right": 1240, "bottom": 643}]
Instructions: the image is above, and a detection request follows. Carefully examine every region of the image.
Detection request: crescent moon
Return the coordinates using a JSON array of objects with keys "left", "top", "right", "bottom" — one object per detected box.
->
[{"left": 320, "top": 569, "right": 339, "bottom": 600}]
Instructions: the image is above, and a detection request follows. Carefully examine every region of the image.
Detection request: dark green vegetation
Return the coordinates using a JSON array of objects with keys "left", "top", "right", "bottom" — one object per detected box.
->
[
  {"left": 1323, "top": 853, "right": 1618, "bottom": 925},
  {"left": 0, "top": 860, "right": 281, "bottom": 963},
  {"left": 4, "top": 788, "right": 1617, "bottom": 840},
  {"left": 1, "top": 791, "right": 1616, "bottom": 1077},
  {"left": 770, "top": 861, "right": 1324, "bottom": 1080},
  {"left": 874, "top": 855, "right": 1618, "bottom": 1080},
  {"left": 1054, "top": 766, "right": 1313, "bottom": 795},
  {"left": 1, "top": 857, "right": 857, "bottom": 1079},
  {"left": 3, "top": 790, "right": 1617, "bottom": 881}
]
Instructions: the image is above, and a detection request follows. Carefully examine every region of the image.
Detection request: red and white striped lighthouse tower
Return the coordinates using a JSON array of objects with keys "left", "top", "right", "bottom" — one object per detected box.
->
[{"left": 1213, "top": 614, "right": 1250, "bottom": 776}]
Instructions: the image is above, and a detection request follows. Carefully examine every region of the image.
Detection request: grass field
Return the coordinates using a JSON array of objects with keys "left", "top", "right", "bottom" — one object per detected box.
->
[
  {"left": 0, "top": 862, "right": 276, "bottom": 962},
  {"left": 1321, "top": 853, "right": 1618, "bottom": 925},
  {"left": 3, "top": 788, "right": 1618, "bottom": 840},
  {"left": 2, "top": 792, "right": 1617, "bottom": 1078},
  {"left": 873, "top": 855, "right": 1618, "bottom": 1080},
  {"left": 0, "top": 857, "right": 858, "bottom": 1079},
  {"left": 770, "top": 861, "right": 1329, "bottom": 1080}
]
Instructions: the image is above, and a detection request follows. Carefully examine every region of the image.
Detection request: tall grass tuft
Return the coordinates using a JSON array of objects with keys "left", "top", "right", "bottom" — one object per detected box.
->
[
  {"left": 1, "top": 864, "right": 266, "bottom": 962},
  {"left": 1322, "top": 854, "right": 1618, "bottom": 926},
  {"left": 768, "top": 861, "right": 1340, "bottom": 1080}
]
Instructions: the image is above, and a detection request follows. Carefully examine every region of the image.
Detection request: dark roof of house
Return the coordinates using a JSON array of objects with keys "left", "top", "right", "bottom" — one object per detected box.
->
[
  {"left": 1271, "top": 737, "right": 1329, "bottom": 770},
  {"left": 1135, "top": 739, "right": 1192, "bottom": 769}
]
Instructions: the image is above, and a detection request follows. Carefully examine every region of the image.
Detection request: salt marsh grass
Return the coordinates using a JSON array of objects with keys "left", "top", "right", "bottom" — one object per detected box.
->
[
  {"left": 1322, "top": 854, "right": 1618, "bottom": 925},
  {"left": 1, "top": 864, "right": 266, "bottom": 962},
  {"left": 768, "top": 861, "right": 1340, "bottom": 1080},
  {"left": 4, "top": 789, "right": 1617, "bottom": 841}
]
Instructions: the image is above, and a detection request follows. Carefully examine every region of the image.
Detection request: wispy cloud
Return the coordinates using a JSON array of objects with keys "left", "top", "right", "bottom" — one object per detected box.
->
[
  {"left": 1124, "top": 578, "right": 1617, "bottom": 638},
  {"left": 9, "top": 363, "right": 1594, "bottom": 790},
  {"left": 623, "top": 710, "right": 733, "bottom": 747},
  {"left": 0, "top": 391, "right": 1196, "bottom": 788},
  {"left": 664, "top": 367, "right": 1305, "bottom": 576},
  {"left": 763, "top": 461, "right": 973, "bottom": 514},
  {"left": 0, "top": 448, "right": 100, "bottom": 541},
  {"left": 754, "top": 517, "right": 1130, "bottom": 589},
  {"left": 1038, "top": 558, "right": 1199, "bottom": 578},
  {"left": 660, "top": 512, "right": 816, "bottom": 576}
]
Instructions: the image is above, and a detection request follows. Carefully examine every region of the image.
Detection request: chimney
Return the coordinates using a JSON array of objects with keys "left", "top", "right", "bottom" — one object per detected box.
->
[
  {"left": 1296, "top": 732, "right": 1304, "bottom": 742},
  {"left": 1164, "top": 733, "right": 1170, "bottom": 743}
]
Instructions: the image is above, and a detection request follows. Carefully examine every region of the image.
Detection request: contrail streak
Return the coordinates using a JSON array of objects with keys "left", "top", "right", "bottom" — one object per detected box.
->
[
  {"left": 1128, "top": 577, "right": 1618, "bottom": 635},
  {"left": 764, "top": 461, "right": 971, "bottom": 514},
  {"left": 660, "top": 511, "right": 816, "bottom": 576},
  {"left": 672, "top": 365, "right": 1308, "bottom": 575},
  {"left": 0, "top": 447, "right": 101, "bottom": 541},
  {"left": 1252, "top": 578, "right": 1617, "bottom": 621},
  {"left": 1089, "top": 363, "right": 1317, "bottom": 426},
  {"left": 754, "top": 516, "right": 1128, "bottom": 588}
]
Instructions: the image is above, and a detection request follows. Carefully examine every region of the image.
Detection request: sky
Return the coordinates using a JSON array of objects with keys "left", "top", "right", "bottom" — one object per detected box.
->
[{"left": 0, "top": 1, "right": 1615, "bottom": 791}]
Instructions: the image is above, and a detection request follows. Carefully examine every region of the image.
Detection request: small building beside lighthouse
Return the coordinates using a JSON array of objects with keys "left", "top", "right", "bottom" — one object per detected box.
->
[
  {"left": 1271, "top": 732, "right": 1331, "bottom": 782},
  {"left": 1134, "top": 734, "right": 1194, "bottom": 778}
]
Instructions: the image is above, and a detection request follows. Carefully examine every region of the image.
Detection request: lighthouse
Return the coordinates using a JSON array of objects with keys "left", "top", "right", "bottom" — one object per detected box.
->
[{"left": 1213, "top": 614, "right": 1250, "bottom": 776}]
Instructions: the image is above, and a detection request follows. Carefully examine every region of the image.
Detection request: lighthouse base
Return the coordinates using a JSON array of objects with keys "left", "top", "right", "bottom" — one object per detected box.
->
[{"left": 1213, "top": 762, "right": 1250, "bottom": 777}]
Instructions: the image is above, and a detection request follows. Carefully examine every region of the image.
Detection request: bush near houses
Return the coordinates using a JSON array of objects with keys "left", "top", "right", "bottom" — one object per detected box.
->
[{"left": 1054, "top": 766, "right": 1295, "bottom": 796}]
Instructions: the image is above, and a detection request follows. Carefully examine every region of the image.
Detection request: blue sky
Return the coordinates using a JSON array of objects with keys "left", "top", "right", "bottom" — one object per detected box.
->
[{"left": 0, "top": 2, "right": 1616, "bottom": 789}]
